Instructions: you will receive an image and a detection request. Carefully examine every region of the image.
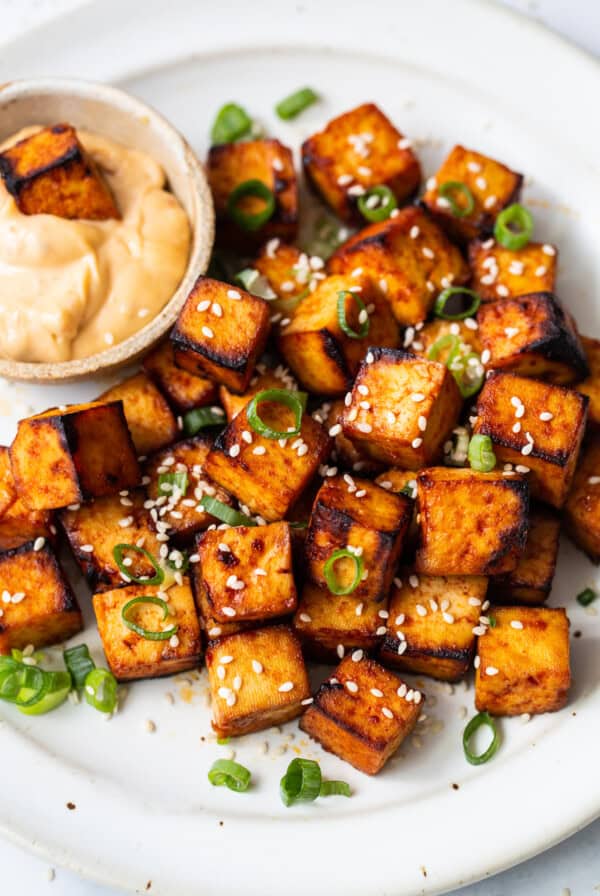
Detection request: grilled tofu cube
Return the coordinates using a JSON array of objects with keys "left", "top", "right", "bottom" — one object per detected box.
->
[
  {"left": 254, "top": 240, "right": 320, "bottom": 302},
  {"left": 206, "top": 625, "right": 310, "bottom": 737},
  {"left": 413, "top": 317, "right": 481, "bottom": 359},
  {"left": 341, "top": 348, "right": 462, "bottom": 468},
  {"left": 489, "top": 505, "right": 560, "bottom": 604},
  {"left": 305, "top": 475, "right": 411, "bottom": 603},
  {"left": 416, "top": 468, "right": 529, "bottom": 576},
  {"left": 576, "top": 337, "right": 600, "bottom": 428},
  {"left": 194, "top": 578, "right": 253, "bottom": 640},
  {"left": 328, "top": 206, "right": 469, "bottom": 326},
  {"left": 171, "top": 276, "right": 271, "bottom": 394},
  {"left": 0, "top": 123, "right": 119, "bottom": 219},
  {"left": 293, "top": 582, "right": 385, "bottom": 662},
  {"left": 220, "top": 367, "right": 298, "bottom": 422},
  {"left": 380, "top": 571, "right": 487, "bottom": 681},
  {"left": 475, "top": 606, "right": 570, "bottom": 715},
  {"left": 204, "top": 400, "right": 331, "bottom": 521},
  {"left": 300, "top": 656, "right": 423, "bottom": 775},
  {"left": 469, "top": 238, "right": 558, "bottom": 302},
  {"left": 59, "top": 490, "right": 162, "bottom": 592},
  {"left": 93, "top": 580, "right": 201, "bottom": 681},
  {"left": 0, "top": 447, "right": 53, "bottom": 551},
  {"left": 0, "top": 541, "right": 82, "bottom": 653},
  {"left": 564, "top": 437, "right": 600, "bottom": 562},
  {"left": 207, "top": 139, "right": 298, "bottom": 249},
  {"left": 318, "top": 399, "right": 382, "bottom": 476},
  {"left": 143, "top": 341, "right": 218, "bottom": 413},
  {"left": 98, "top": 372, "right": 178, "bottom": 456},
  {"left": 473, "top": 372, "right": 588, "bottom": 508},
  {"left": 194, "top": 523, "right": 296, "bottom": 623},
  {"left": 10, "top": 401, "right": 140, "bottom": 511},
  {"left": 302, "top": 103, "right": 421, "bottom": 224},
  {"left": 422, "top": 145, "right": 522, "bottom": 244},
  {"left": 477, "top": 293, "right": 587, "bottom": 385},
  {"left": 278, "top": 275, "right": 399, "bottom": 395}
]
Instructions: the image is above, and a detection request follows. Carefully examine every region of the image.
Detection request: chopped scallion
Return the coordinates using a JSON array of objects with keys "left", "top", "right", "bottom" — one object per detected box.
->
[
  {"left": 275, "top": 87, "right": 318, "bottom": 120},
  {"left": 246, "top": 389, "right": 307, "bottom": 439},
  {"left": 121, "top": 595, "right": 179, "bottom": 641},
  {"left": 468, "top": 434, "right": 496, "bottom": 473},
  {"left": 208, "top": 758, "right": 251, "bottom": 792},
  {"left": 494, "top": 203, "right": 533, "bottom": 250},
  {"left": 463, "top": 711, "right": 501, "bottom": 765},
  {"left": 227, "top": 180, "right": 276, "bottom": 231},
  {"left": 337, "top": 290, "right": 370, "bottom": 340},
  {"left": 576, "top": 588, "right": 596, "bottom": 607},
  {"left": 183, "top": 407, "right": 225, "bottom": 436},
  {"left": 211, "top": 103, "right": 252, "bottom": 144},
  {"left": 324, "top": 548, "right": 363, "bottom": 596}
]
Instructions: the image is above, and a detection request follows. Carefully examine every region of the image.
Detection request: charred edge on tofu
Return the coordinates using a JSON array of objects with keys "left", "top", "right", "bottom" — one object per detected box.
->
[
  {"left": 61, "top": 401, "right": 138, "bottom": 493},
  {"left": 382, "top": 636, "right": 473, "bottom": 664},
  {"left": 0, "top": 125, "right": 87, "bottom": 197},
  {"left": 172, "top": 335, "right": 252, "bottom": 374},
  {"left": 308, "top": 680, "right": 393, "bottom": 749},
  {"left": 320, "top": 330, "right": 353, "bottom": 386}
]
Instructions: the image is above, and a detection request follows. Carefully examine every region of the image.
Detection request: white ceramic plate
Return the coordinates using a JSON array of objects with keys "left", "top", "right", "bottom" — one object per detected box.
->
[{"left": 0, "top": 2, "right": 599, "bottom": 894}]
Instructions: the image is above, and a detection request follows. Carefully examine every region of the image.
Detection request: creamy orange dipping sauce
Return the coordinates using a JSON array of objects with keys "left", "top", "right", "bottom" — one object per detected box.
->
[{"left": 0, "top": 127, "right": 191, "bottom": 363}]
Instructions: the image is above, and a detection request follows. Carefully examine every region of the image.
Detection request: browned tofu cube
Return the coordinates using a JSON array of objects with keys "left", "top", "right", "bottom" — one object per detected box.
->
[
  {"left": 413, "top": 317, "right": 481, "bottom": 359},
  {"left": 0, "top": 447, "right": 53, "bottom": 551},
  {"left": 422, "top": 145, "right": 522, "bottom": 244},
  {"left": 489, "top": 505, "right": 560, "bottom": 604},
  {"left": 171, "top": 276, "right": 271, "bottom": 394},
  {"left": 143, "top": 340, "right": 218, "bottom": 413},
  {"left": 98, "top": 372, "right": 178, "bottom": 456},
  {"left": 293, "top": 582, "right": 386, "bottom": 661},
  {"left": 207, "top": 139, "right": 298, "bottom": 249},
  {"left": 305, "top": 475, "right": 411, "bottom": 603},
  {"left": 469, "top": 238, "right": 557, "bottom": 302},
  {"left": 576, "top": 337, "right": 600, "bottom": 428},
  {"left": 475, "top": 606, "right": 570, "bottom": 716},
  {"left": 477, "top": 293, "right": 587, "bottom": 385},
  {"left": 300, "top": 655, "right": 423, "bottom": 774},
  {"left": 328, "top": 206, "right": 469, "bottom": 326},
  {"left": 0, "top": 541, "right": 82, "bottom": 653},
  {"left": 416, "top": 468, "right": 529, "bottom": 576},
  {"left": 278, "top": 275, "right": 399, "bottom": 395},
  {"left": 219, "top": 366, "right": 299, "bottom": 422},
  {"left": 302, "top": 103, "right": 421, "bottom": 225},
  {"left": 10, "top": 401, "right": 140, "bottom": 511},
  {"left": 0, "top": 123, "right": 119, "bottom": 219},
  {"left": 474, "top": 372, "right": 588, "bottom": 508},
  {"left": 380, "top": 570, "right": 487, "bottom": 681},
  {"left": 318, "top": 399, "right": 382, "bottom": 476},
  {"left": 206, "top": 625, "right": 310, "bottom": 737},
  {"left": 341, "top": 348, "right": 462, "bottom": 468},
  {"left": 93, "top": 580, "right": 201, "bottom": 681},
  {"left": 564, "top": 437, "right": 600, "bottom": 562}
]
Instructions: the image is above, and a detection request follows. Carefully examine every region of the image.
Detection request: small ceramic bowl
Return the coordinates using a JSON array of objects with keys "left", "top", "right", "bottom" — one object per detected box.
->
[{"left": 0, "top": 78, "right": 214, "bottom": 383}]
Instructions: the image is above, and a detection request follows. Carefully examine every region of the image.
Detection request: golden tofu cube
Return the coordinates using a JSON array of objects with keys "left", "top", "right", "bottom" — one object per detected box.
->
[
  {"left": 171, "top": 276, "right": 271, "bottom": 394},
  {"left": 328, "top": 206, "right": 469, "bottom": 326},
  {"left": 380, "top": 570, "right": 487, "bottom": 681},
  {"left": 0, "top": 447, "right": 53, "bottom": 551},
  {"left": 318, "top": 398, "right": 382, "bottom": 476},
  {"left": 474, "top": 372, "right": 588, "bottom": 508},
  {"left": 206, "top": 625, "right": 310, "bottom": 737},
  {"left": 0, "top": 123, "right": 119, "bottom": 219},
  {"left": 475, "top": 606, "right": 570, "bottom": 716},
  {"left": 254, "top": 240, "right": 316, "bottom": 302},
  {"left": 477, "top": 293, "right": 587, "bottom": 385},
  {"left": 469, "top": 238, "right": 557, "bottom": 302},
  {"left": 300, "top": 655, "right": 423, "bottom": 775},
  {"left": 293, "top": 582, "right": 385, "bottom": 662},
  {"left": 0, "top": 541, "right": 82, "bottom": 653},
  {"left": 305, "top": 475, "right": 411, "bottom": 603},
  {"left": 219, "top": 367, "right": 299, "bottom": 422},
  {"left": 341, "top": 348, "right": 462, "bottom": 468},
  {"left": 93, "top": 580, "right": 201, "bottom": 681},
  {"left": 413, "top": 317, "right": 481, "bottom": 359},
  {"left": 422, "top": 145, "right": 522, "bottom": 244},
  {"left": 576, "top": 336, "right": 600, "bottom": 429},
  {"left": 301, "top": 103, "right": 421, "bottom": 224},
  {"left": 10, "top": 401, "right": 140, "bottom": 511},
  {"left": 416, "top": 468, "right": 529, "bottom": 576},
  {"left": 143, "top": 340, "right": 218, "bottom": 413},
  {"left": 564, "top": 437, "right": 600, "bottom": 562},
  {"left": 489, "top": 505, "right": 560, "bottom": 604},
  {"left": 98, "top": 372, "right": 178, "bottom": 456}
]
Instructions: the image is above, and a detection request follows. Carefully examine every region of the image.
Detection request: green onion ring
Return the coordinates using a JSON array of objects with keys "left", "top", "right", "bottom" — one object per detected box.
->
[
  {"left": 19, "top": 670, "right": 71, "bottom": 716},
  {"left": 427, "top": 333, "right": 461, "bottom": 366},
  {"left": 468, "top": 434, "right": 496, "bottom": 473},
  {"left": 121, "top": 596, "right": 179, "bottom": 641},
  {"left": 246, "top": 389, "right": 307, "bottom": 439},
  {"left": 208, "top": 758, "right": 252, "bottom": 792},
  {"left": 64, "top": 644, "right": 95, "bottom": 690},
  {"left": 199, "top": 496, "right": 257, "bottom": 527},
  {"left": 227, "top": 179, "right": 276, "bottom": 232},
  {"left": 83, "top": 668, "right": 118, "bottom": 714},
  {"left": 438, "top": 180, "right": 475, "bottom": 218},
  {"left": 451, "top": 352, "right": 485, "bottom": 399},
  {"left": 357, "top": 185, "right": 397, "bottom": 223},
  {"left": 576, "top": 588, "right": 596, "bottom": 607},
  {"left": 319, "top": 780, "right": 352, "bottom": 798},
  {"left": 210, "top": 103, "right": 252, "bottom": 144},
  {"left": 158, "top": 471, "right": 188, "bottom": 497},
  {"left": 463, "top": 711, "right": 501, "bottom": 765},
  {"left": 434, "top": 287, "right": 481, "bottom": 320},
  {"left": 280, "top": 758, "right": 322, "bottom": 806},
  {"left": 112, "top": 544, "right": 164, "bottom": 586},
  {"left": 324, "top": 548, "right": 364, "bottom": 596},
  {"left": 275, "top": 87, "right": 318, "bottom": 120},
  {"left": 337, "top": 290, "right": 370, "bottom": 340},
  {"left": 494, "top": 203, "right": 534, "bottom": 251}
]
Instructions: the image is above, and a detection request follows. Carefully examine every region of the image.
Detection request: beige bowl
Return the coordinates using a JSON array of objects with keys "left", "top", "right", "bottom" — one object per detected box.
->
[{"left": 0, "top": 78, "right": 214, "bottom": 383}]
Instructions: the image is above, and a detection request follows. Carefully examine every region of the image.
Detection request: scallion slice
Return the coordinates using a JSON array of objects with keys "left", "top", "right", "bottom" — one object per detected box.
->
[
  {"left": 121, "top": 596, "right": 179, "bottom": 641},
  {"left": 280, "top": 758, "right": 322, "bottom": 806},
  {"left": 276, "top": 87, "right": 318, "bottom": 120},
  {"left": 19, "top": 670, "right": 71, "bottom": 716},
  {"left": 227, "top": 180, "right": 276, "bottom": 231},
  {"left": 183, "top": 407, "right": 225, "bottom": 436},
  {"left": 450, "top": 352, "right": 485, "bottom": 399},
  {"left": 468, "top": 434, "right": 496, "bottom": 473},
  {"left": 444, "top": 426, "right": 471, "bottom": 468},
  {"left": 494, "top": 203, "right": 533, "bottom": 250},
  {"left": 434, "top": 287, "right": 481, "bottom": 320},
  {"left": 208, "top": 758, "right": 251, "bottom": 792},
  {"left": 357, "top": 185, "right": 397, "bottom": 223},
  {"left": 64, "top": 644, "right": 95, "bottom": 690},
  {"left": 199, "top": 496, "right": 257, "bottom": 527},
  {"left": 438, "top": 180, "right": 475, "bottom": 218},
  {"left": 576, "top": 587, "right": 597, "bottom": 607},
  {"left": 246, "top": 389, "right": 307, "bottom": 439},
  {"left": 211, "top": 103, "right": 252, "bottom": 144},
  {"left": 235, "top": 268, "right": 277, "bottom": 300},
  {"left": 83, "top": 668, "right": 118, "bottom": 714},
  {"left": 337, "top": 291, "right": 370, "bottom": 340},
  {"left": 324, "top": 548, "right": 364, "bottom": 596},
  {"left": 463, "top": 711, "right": 501, "bottom": 765},
  {"left": 158, "top": 471, "right": 188, "bottom": 496},
  {"left": 319, "top": 780, "right": 352, "bottom": 798},
  {"left": 112, "top": 544, "right": 164, "bottom": 586},
  {"left": 427, "top": 333, "right": 461, "bottom": 366}
]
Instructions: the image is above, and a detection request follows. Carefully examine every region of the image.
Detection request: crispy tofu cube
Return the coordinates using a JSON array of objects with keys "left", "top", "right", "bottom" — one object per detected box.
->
[
  {"left": 576, "top": 337, "right": 600, "bottom": 428},
  {"left": 10, "top": 401, "right": 140, "bottom": 511},
  {"left": 193, "top": 578, "right": 253, "bottom": 640},
  {"left": 341, "top": 348, "right": 462, "bottom": 468},
  {"left": 305, "top": 475, "right": 411, "bottom": 603},
  {"left": 416, "top": 468, "right": 529, "bottom": 576},
  {"left": 0, "top": 447, "right": 53, "bottom": 551},
  {"left": 254, "top": 240, "right": 314, "bottom": 301},
  {"left": 318, "top": 399, "right": 382, "bottom": 476},
  {"left": 293, "top": 582, "right": 385, "bottom": 661},
  {"left": 204, "top": 401, "right": 331, "bottom": 521},
  {"left": 278, "top": 275, "right": 399, "bottom": 395},
  {"left": 412, "top": 317, "right": 481, "bottom": 359},
  {"left": 477, "top": 293, "right": 587, "bottom": 385},
  {"left": 0, "top": 123, "right": 119, "bottom": 219},
  {"left": 328, "top": 206, "right": 469, "bottom": 326},
  {"left": 564, "top": 437, "right": 600, "bottom": 562},
  {"left": 474, "top": 372, "right": 588, "bottom": 508},
  {"left": 207, "top": 139, "right": 298, "bottom": 249},
  {"left": 475, "top": 606, "right": 570, "bottom": 715},
  {"left": 93, "top": 580, "right": 201, "bottom": 681},
  {"left": 143, "top": 341, "right": 218, "bottom": 413},
  {"left": 98, "top": 372, "right": 178, "bottom": 456},
  {"left": 220, "top": 367, "right": 299, "bottom": 422},
  {"left": 300, "top": 655, "right": 423, "bottom": 774},
  {"left": 469, "top": 238, "right": 557, "bottom": 302},
  {"left": 422, "top": 145, "right": 522, "bottom": 244},
  {"left": 301, "top": 103, "right": 421, "bottom": 225},
  {"left": 489, "top": 505, "right": 560, "bottom": 604},
  {"left": 206, "top": 625, "right": 310, "bottom": 737},
  {"left": 380, "top": 570, "right": 487, "bottom": 681},
  {"left": 171, "top": 276, "right": 271, "bottom": 394},
  {"left": 58, "top": 490, "right": 162, "bottom": 592},
  {"left": 0, "top": 541, "right": 82, "bottom": 653}
]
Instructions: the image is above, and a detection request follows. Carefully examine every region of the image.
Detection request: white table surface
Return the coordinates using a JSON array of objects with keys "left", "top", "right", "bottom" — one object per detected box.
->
[{"left": 0, "top": 0, "right": 599, "bottom": 893}]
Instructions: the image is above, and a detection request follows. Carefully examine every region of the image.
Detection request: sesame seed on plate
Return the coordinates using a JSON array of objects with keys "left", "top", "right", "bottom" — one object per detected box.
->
[
  {"left": 376, "top": 626, "right": 387, "bottom": 636},
  {"left": 252, "top": 660, "right": 264, "bottom": 674}
]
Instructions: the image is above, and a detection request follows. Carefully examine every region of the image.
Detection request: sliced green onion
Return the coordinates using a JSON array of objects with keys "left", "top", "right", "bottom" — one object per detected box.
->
[
  {"left": 199, "top": 496, "right": 257, "bottom": 527},
  {"left": 400, "top": 481, "right": 417, "bottom": 499},
  {"left": 235, "top": 268, "right": 277, "bottom": 300},
  {"left": 83, "top": 668, "right": 118, "bottom": 714},
  {"left": 112, "top": 544, "right": 164, "bottom": 586},
  {"left": 577, "top": 587, "right": 597, "bottom": 607},
  {"left": 217, "top": 736, "right": 231, "bottom": 745},
  {"left": 468, "top": 434, "right": 496, "bottom": 473},
  {"left": 227, "top": 180, "right": 276, "bottom": 232},
  {"left": 463, "top": 711, "right": 501, "bottom": 765},
  {"left": 434, "top": 287, "right": 481, "bottom": 320},
  {"left": 319, "top": 780, "right": 351, "bottom": 798},
  {"left": 357, "top": 185, "right": 397, "bottom": 223},
  {"left": 324, "top": 548, "right": 364, "bottom": 596},
  {"left": 450, "top": 352, "right": 485, "bottom": 399},
  {"left": 275, "top": 87, "right": 318, "bottom": 120},
  {"left": 208, "top": 758, "right": 251, "bottom": 792},
  {"left": 183, "top": 407, "right": 225, "bottom": 436},
  {"left": 280, "top": 758, "right": 322, "bottom": 806},
  {"left": 494, "top": 203, "right": 533, "bottom": 251},
  {"left": 121, "top": 596, "right": 179, "bottom": 641},
  {"left": 19, "top": 670, "right": 71, "bottom": 716},
  {"left": 158, "top": 471, "right": 188, "bottom": 497},
  {"left": 247, "top": 389, "right": 307, "bottom": 439},
  {"left": 337, "top": 291, "right": 370, "bottom": 340},
  {"left": 444, "top": 426, "right": 471, "bottom": 468},
  {"left": 64, "top": 644, "right": 95, "bottom": 690},
  {"left": 0, "top": 658, "right": 47, "bottom": 706},
  {"left": 438, "top": 180, "right": 475, "bottom": 218},
  {"left": 427, "top": 333, "right": 461, "bottom": 366},
  {"left": 211, "top": 103, "right": 252, "bottom": 144}
]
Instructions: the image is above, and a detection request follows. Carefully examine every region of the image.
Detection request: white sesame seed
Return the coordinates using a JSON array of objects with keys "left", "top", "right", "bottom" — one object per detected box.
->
[
  {"left": 481, "top": 349, "right": 491, "bottom": 364},
  {"left": 416, "top": 604, "right": 427, "bottom": 617},
  {"left": 474, "top": 656, "right": 481, "bottom": 669},
  {"left": 521, "top": 442, "right": 533, "bottom": 456},
  {"left": 169, "top": 635, "right": 180, "bottom": 648},
  {"left": 511, "top": 620, "right": 524, "bottom": 630},
  {"left": 357, "top": 422, "right": 373, "bottom": 433},
  {"left": 418, "top": 415, "right": 427, "bottom": 432},
  {"left": 227, "top": 289, "right": 242, "bottom": 300},
  {"left": 409, "top": 225, "right": 420, "bottom": 239},
  {"left": 535, "top": 265, "right": 547, "bottom": 277},
  {"left": 381, "top": 707, "right": 394, "bottom": 719},
  {"left": 345, "top": 680, "right": 359, "bottom": 693},
  {"left": 397, "top": 641, "right": 407, "bottom": 655},
  {"left": 278, "top": 681, "right": 294, "bottom": 693},
  {"left": 588, "top": 475, "right": 600, "bottom": 485},
  {"left": 328, "top": 423, "right": 342, "bottom": 437},
  {"left": 351, "top": 649, "right": 364, "bottom": 662},
  {"left": 376, "top": 626, "right": 387, "bottom": 636},
  {"left": 486, "top": 666, "right": 499, "bottom": 676},
  {"left": 222, "top": 607, "right": 237, "bottom": 617},
  {"left": 542, "top": 244, "right": 556, "bottom": 256},
  {"left": 539, "top": 411, "right": 553, "bottom": 421},
  {"left": 229, "top": 444, "right": 241, "bottom": 458},
  {"left": 201, "top": 326, "right": 214, "bottom": 339},
  {"left": 515, "top": 465, "right": 530, "bottom": 473},
  {"left": 217, "top": 665, "right": 226, "bottom": 680},
  {"left": 422, "top": 247, "right": 434, "bottom": 260},
  {"left": 355, "top": 603, "right": 364, "bottom": 616},
  {"left": 411, "top": 437, "right": 423, "bottom": 449}
]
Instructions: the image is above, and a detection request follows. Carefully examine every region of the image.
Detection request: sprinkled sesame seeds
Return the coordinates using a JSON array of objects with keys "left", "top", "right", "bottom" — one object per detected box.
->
[
  {"left": 481, "top": 349, "right": 491, "bottom": 364},
  {"left": 381, "top": 707, "right": 394, "bottom": 719},
  {"left": 345, "top": 680, "right": 359, "bottom": 694},
  {"left": 474, "top": 656, "right": 481, "bottom": 669},
  {"left": 540, "top": 411, "right": 553, "bottom": 421},
  {"left": 486, "top": 666, "right": 499, "bottom": 676},
  {"left": 511, "top": 620, "right": 524, "bottom": 630},
  {"left": 278, "top": 681, "right": 294, "bottom": 693},
  {"left": 416, "top": 604, "right": 427, "bottom": 617},
  {"left": 229, "top": 444, "right": 241, "bottom": 458},
  {"left": 222, "top": 607, "right": 237, "bottom": 617},
  {"left": 201, "top": 326, "right": 214, "bottom": 339},
  {"left": 227, "top": 289, "right": 242, "bottom": 300},
  {"left": 169, "top": 635, "right": 180, "bottom": 648},
  {"left": 542, "top": 244, "right": 556, "bottom": 256},
  {"left": 411, "top": 437, "right": 423, "bottom": 449}
]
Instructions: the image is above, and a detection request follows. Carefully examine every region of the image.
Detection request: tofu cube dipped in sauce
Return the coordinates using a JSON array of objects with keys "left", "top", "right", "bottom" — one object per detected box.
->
[
  {"left": 98, "top": 372, "right": 178, "bottom": 456},
  {"left": 469, "top": 238, "right": 558, "bottom": 302}
]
